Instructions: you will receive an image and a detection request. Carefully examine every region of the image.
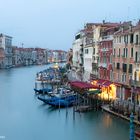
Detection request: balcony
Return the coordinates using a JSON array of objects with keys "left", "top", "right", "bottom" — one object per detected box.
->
[
  {"left": 134, "top": 60, "right": 140, "bottom": 64},
  {"left": 100, "top": 48, "right": 109, "bottom": 52},
  {"left": 113, "top": 67, "right": 122, "bottom": 71},
  {"left": 134, "top": 43, "right": 140, "bottom": 47},
  {"left": 130, "top": 80, "right": 140, "bottom": 87},
  {"left": 102, "top": 35, "right": 113, "bottom": 41},
  {"left": 98, "top": 63, "right": 107, "bottom": 68}
]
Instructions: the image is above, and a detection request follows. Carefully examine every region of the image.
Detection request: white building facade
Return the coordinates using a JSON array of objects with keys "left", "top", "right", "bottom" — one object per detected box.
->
[{"left": 0, "top": 33, "right": 13, "bottom": 68}]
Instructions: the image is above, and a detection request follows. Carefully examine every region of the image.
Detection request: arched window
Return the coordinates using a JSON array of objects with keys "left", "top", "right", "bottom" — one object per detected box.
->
[
  {"left": 123, "top": 48, "right": 125, "bottom": 57},
  {"left": 119, "top": 48, "right": 120, "bottom": 56},
  {"left": 135, "top": 52, "right": 138, "bottom": 62},
  {"left": 114, "top": 48, "right": 116, "bottom": 56},
  {"left": 134, "top": 71, "right": 137, "bottom": 81},
  {"left": 126, "top": 48, "right": 128, "bottom": 57},
  {"left": 131, "top": 48, "right": 133, "bottom": 57}
]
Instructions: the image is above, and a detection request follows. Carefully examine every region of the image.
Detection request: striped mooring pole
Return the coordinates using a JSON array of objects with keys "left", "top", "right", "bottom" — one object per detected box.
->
[{"left": 130, "top": 112, "right": 134, "bottom": 140}]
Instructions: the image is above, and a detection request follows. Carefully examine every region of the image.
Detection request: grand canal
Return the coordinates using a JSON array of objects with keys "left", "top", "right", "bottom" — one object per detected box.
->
[{"left": 0, "top": 65, "right": 129, "bottom": 140}]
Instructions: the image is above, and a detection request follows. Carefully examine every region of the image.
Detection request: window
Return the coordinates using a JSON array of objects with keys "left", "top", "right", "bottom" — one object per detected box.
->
[
  {"left": 123, "top": 48, "right": 125, "bottom": 57},
  {"left": 131, "top": 48, "right": 133, "bottom": 57},
  {"left": 136, "top": 35, "right": 139, "bottom": 45},
  {"left": 126, "top": 48, "right": 128, "bottom": 58},
  {"left": 129, "top": 64, "right": 133, "bottom": 73},
  {"left": 119, "top": 36, "right": 121, "bottom": 43},
  {"left": 126, "top": 35, "right": 128, "bottom": 43},
  {"left": 85, "top": 49, "right": 89, "bottom": 54},
  {"left": 114, "top": 48, "right": 116, "bottom": 56},
  {"left": 124, "top": 35, "right": 126, "bottom": 43},
  {"left": 117, "top": 63, "right": 120, "bottom": 69},
  {"left": 93, "top": 48, "right": 95, "bottom": 54},
  {"left": 124, "top": 74, "right": 126, "bottom": 82},
  {"left": 122, "top": 74, "right": 124, "bottom": 82},
  {"left": 135, "top": 52, "right": 138, "bottom": 62},
  {"left": 130, "top": 34, "right": 134, "bottom": 43},
  {"left": 122, "top": 63, "right": 127, "bottom": 73},
  {"left": 118, "top": 48, "right": 120, "bottom": 57},
  {"left": 134, "top": 71, "right": 137, "bottom": 81},
  {"left": 123, "top": 35, "right": 128, "bottom": 44},
  {"left": 75, "top": 34, "right": 80, "bottom": 40}
]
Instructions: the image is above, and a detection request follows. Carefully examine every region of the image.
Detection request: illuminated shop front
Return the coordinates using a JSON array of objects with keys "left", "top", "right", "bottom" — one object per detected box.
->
[{"left": 91, "top": 79, "right": 116, "bottom": 101}]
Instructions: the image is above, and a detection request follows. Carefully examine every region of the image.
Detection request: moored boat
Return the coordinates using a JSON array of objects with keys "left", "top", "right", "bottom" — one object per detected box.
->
[
  {"left": 37, "top": 87, "right": 76, "bottom": 107},
  {"left": 38, "top": 94, "right": 76, "bottom": 107},
  {"left": 34, "top": 88, "right": 53, "bottom": 94}
]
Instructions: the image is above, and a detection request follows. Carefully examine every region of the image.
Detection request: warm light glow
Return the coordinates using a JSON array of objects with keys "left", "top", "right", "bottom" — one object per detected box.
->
[
  {"left": 100, "top": 84, "right": 116, "bottom": 100},
  {"left": 53, "top": 63, "right": 59, "bottom": 69},
  {"left": 91, "top": 80, "right": 97, "bottom": 85},
  {"left": 89, "top": 88, "right": 98, "bottom": 91},
  {"left": 90, "top": 81, "right": 116, "bottom": 100}
]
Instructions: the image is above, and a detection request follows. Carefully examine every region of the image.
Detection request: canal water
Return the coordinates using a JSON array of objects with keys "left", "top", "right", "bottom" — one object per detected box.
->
[{"left": 0, "top": 65, "right": 129, "bottom": 140}]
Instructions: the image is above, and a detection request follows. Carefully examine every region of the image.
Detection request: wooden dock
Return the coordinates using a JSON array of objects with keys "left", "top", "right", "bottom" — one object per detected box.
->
[{"left": 102, "top": 105, "right": 140, "bottom": 125}]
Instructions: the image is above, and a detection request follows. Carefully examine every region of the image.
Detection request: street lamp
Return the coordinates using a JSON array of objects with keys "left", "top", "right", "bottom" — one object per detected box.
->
[
  {"left": 129, "top": 67, "right": 139, "bottom": 140},
  {"left": 130, "top": 70, "right": 137, "bottom": 114}
]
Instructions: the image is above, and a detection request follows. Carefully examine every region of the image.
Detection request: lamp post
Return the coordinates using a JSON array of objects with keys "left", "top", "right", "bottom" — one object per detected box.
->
[
  {"left": 130, "top": 71, "right": 137, "bottom": 114},
  {"left": 130, "top": 112, "right": 134, "bottom": 140},
  {"left": 133, "top": 71, "right": 137, "bottom": 113},
  {"left": 129, "top": 83, "right": 135, "bottom": 140},
  {"left": 129, "top": 71, "right": 137, "bottom": 140}
]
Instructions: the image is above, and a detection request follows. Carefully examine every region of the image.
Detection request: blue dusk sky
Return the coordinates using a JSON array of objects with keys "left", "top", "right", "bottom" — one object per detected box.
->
[{"left": 0, "top": 0, "right": 140, "bottom": 51}]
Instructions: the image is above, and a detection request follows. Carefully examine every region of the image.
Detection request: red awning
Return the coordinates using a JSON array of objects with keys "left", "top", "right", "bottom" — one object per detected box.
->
[
  {"left": 102, "top": 81, "right": 112, "bottom": 87},
  {"left": 113, "top": 82, "right": 123, "bottom": 86},
  {"left": 96, "top": 79, "right": 106, "bottom": 85},
  {"left": 70, "top": 81, "right": 100, "bottom": 89}
]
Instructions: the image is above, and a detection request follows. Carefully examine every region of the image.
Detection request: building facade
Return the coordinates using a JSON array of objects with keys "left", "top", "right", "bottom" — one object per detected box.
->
[
  {"left": 0, "top": 48, "right": 5, "bottom": 68},
  {"left": 112, "top": 21, "right": 140, "bottom": 104},
  {"left": 99, "top": 25, "right": 119, "bottom": 81},
  {"left": 0, "top": 33, "right": 13, "bottom": 68}
]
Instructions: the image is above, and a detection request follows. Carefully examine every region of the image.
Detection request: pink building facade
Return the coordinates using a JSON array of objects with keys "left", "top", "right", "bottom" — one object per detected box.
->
[{"left": 112, "top": 22, "right": 140, "bottom": 102}]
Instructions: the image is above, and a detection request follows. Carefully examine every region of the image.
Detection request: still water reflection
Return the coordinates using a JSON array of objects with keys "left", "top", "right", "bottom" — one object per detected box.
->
[{"left": 0, "top": 65, "right": 129, "bottom": 140}]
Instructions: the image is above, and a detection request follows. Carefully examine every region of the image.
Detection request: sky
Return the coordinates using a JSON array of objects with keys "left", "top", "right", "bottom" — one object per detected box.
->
[{"left": 0, "top": 0, "right": 140, "bottom": 51}]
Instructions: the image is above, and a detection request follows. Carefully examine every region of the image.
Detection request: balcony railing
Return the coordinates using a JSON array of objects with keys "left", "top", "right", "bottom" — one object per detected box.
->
[
  {"left": 121, "top": 54, "right": 125, "bottom": 58},
  {"left": 130, "top": 80, "right": 140, "bottom": 87},
  {"left": 134, "top": 60, "right": 140, "bottom": 64},
  {"left": 98, "top": 63, "right": 107, "bottom": 68},
  {"left": 100, "top": 48, "right": 109, "bottom": 52},
  {"left": 102, "top": 35, "right": 113, "bottom": 41}
]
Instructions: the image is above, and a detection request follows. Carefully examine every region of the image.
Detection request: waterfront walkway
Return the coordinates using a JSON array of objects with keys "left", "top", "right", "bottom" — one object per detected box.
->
[
  {"left": 102, "top": 105, "right": 140, "bottom": 126},
  {"left": 67, "top": 69, "right": 140, "bottom": 126}
]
